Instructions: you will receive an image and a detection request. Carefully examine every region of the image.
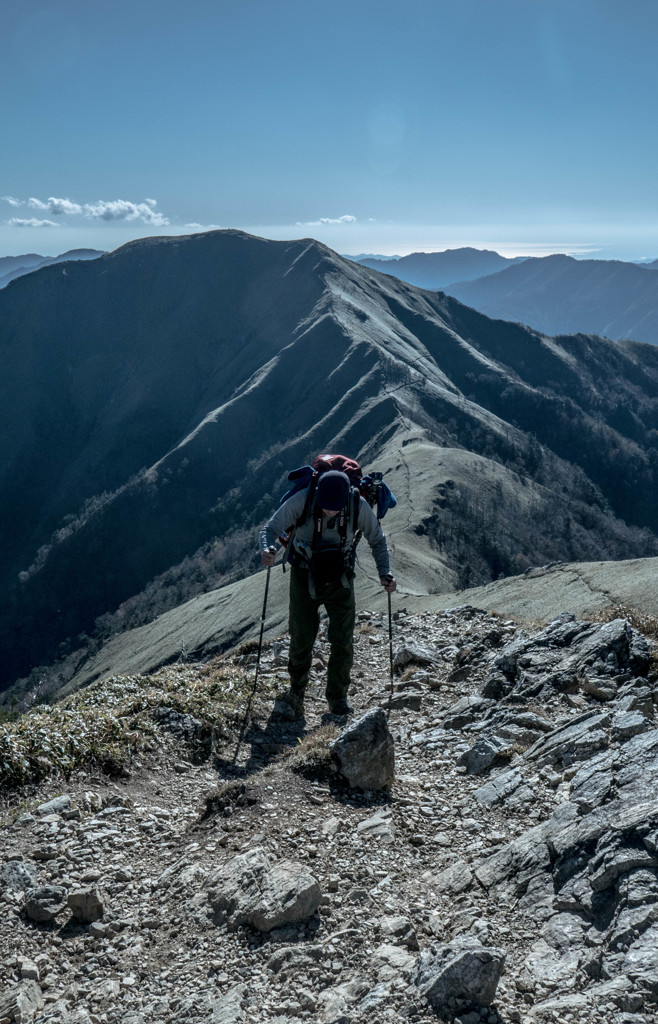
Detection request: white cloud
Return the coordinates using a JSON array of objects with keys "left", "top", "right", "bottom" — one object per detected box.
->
[
  {"left": 28, "top": 196, "right": 83, "bottom": 215},
  {"left": 296, "top": 214, "right": 357, "bottom": 226},
  {"left": 9, "top": 217, "right": 58, "bottom": 228},
  {"left": 82, "top": 199, "right": 168, "bottom": 225},
  {"left": 320, "top": 214, "right": 356, "bottom": 224},
  {"left": 11, "top": 195, "right": 169, "bottom": 227},
  {"left": 184, "top": 222, "right": 222, "bottom": 231}
]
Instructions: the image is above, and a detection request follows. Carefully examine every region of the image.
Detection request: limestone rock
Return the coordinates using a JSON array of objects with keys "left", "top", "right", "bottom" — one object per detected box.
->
[
  {"left": 0, "top": 859, "right": 37, "bottom": 892},
  {"left": 207, "top": 847, "right": 322, "bottom": 931},
  {"left": 525, "top": 709, "right": 611, "bottom": 768},
  {"left": 18, "top": 959, "right": 39, "bottom": 982},
  {"left": 473, "top": 768, "right": 525, "bottom": 807},
  {"left": 0, "top": 980, "right": 44, "bottom": 1022},
  {"left": 612, "top": 709, "right": 653, "bottom": 742},
  {"left": 34, "top": 795, "right": 72, "bottom": 817},
  {"left": 356, "top": 807, "right": 394, "bottom": 842},
  {"left": 211, "top": 983, "right": 246, "bottom": 1023},
  {"left": 267, "top": 944, "right": 323, "bottom": 976},
  {"left": 329, "top": 708, "right": 394, "bottom": 790},
  {"left": 380, "top": 915, "right": 419, "bottom": 949},
  {"left": 432, "top": 859, "right": 474, "bottom": 896},
  {"left": 372, "top": 941, "right": 416, "bottom": 980},
  {"left": 67, "top": 887, "right": 104, "bottom": 922},
  {"left": 474, "top": 821, "right": 553, "bottom": 890},
  {"left": 381, "top": 691, "right": 422, "bottom": 712},
  {"left": 393, "top": 643, "right": 438, "bottom": 671},
  {"left": 442, "top": 695, "right": 490, "bottom": 730},
  {"left": 413, "top": 934, "right": 506, "bottom": 1008},
  {"left": 457, "top": 734, "right": 512, "bottom": 775},
  {"left": 483, "top": 614, "right": 652, "bottom": 702},
  {"left": 24, "top": 885, "right": 68, "bottom": 923}
]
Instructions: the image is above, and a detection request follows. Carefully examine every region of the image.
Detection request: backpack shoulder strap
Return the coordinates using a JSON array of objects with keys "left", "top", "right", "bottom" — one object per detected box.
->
[
  {"left": 296, "top": 474, "right": 319, "bottom": 529},
  {"left": 351, "top": 488, "right": 360, "bottom": 535}
]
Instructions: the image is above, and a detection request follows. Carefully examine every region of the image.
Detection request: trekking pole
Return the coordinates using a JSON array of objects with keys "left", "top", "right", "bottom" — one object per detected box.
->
[
  {"left": 386, "top": 577, "right": 394, "bottom": 717},
  {"left": 232, "top": 564, "right": 271, "bottom": 765}
]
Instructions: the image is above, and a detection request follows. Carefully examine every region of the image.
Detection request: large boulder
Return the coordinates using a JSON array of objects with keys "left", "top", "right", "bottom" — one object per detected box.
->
[
  {"left": 23, "top": 885, "right": 68, "bottom": 923},
  {"left": 67, "top": 887, "right": 104, "bottom": 923},
  {"left": 207, "top": 847, "right": 322, "bottom": 931},
  {"left": 413, "top": 935, "right": 506, "bottom": 1009},
  {"left": 329, "top": 708, "right": 395, "bottom": 790}
]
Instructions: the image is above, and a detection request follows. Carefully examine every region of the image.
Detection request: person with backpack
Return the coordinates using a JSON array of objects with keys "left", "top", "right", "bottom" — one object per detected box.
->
[{"left": 259, "top": 467, "right": 396, "bottom": 719}]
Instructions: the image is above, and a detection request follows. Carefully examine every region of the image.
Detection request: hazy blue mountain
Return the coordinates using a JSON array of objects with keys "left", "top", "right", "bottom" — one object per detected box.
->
[
  {"left": 0, "top": 253, "right": 44, "bottom": 276},
  {"left": 1, "top": 230, "right": 658, "bottom": 690},
  {"left": 343, "top": 252, "right": 401, "bottom": 261},
  {"left": 447, "top": 254, "right": 658, "bottom": 346},
  {"left": 0, "top": 248, "right": 104, "bottom": 288},
  {"left": 352, "top": 247, "right": 526, "bottom": 288}
]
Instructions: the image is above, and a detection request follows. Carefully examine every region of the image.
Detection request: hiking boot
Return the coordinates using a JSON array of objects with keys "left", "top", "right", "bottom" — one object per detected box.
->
[
  {"left": 272, "top": 688, "right": 305, "bottom": 720},
  {"left": 328, "top": 698, "right": 353, "bottom": 717}
]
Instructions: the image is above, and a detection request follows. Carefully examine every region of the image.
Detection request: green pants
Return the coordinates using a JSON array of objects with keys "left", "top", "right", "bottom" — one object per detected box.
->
[{"left": 288, "top": 565, "right": 355, "bottom": 702}]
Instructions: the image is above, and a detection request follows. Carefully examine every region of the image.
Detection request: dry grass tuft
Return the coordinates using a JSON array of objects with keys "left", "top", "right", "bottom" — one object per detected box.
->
[
  {"left": 199, "top": 780, "right": 259, "bottom": 821},
  {"left": 285, "top": 725, "right": 340, "bottom": 779},
  {"left": 587, "top": 604, "right": 658, "bottom": 641}
]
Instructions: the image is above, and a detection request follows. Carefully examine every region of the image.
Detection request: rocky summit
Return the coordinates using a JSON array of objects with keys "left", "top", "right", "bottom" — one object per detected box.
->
[{"left": 1, "top": 603, "right": 657, "bottom": 1024}]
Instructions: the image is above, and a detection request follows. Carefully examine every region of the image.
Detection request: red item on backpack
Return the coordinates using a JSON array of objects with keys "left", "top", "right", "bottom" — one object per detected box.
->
[{"left": 312, "top": 454, "right": 363, "bottom": 488}]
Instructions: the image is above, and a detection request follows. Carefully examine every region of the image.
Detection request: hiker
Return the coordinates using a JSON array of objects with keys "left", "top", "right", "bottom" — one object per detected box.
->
[{"left": 259, "top": 469, "right": 396, "bottom": 719}]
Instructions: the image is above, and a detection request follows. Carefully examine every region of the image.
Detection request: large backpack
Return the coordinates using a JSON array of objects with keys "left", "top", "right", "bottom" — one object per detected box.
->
[
  {"left": 278, "top": 453, "right": 396, "bottom": 528},
  {"left": 277, "top": 453, "right": 397, "bottom": 586}
]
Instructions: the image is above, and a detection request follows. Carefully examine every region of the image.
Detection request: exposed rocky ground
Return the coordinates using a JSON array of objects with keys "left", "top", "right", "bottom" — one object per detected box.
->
[{"left": 1, "top": 602, "right": 657, "bottom": 1024}]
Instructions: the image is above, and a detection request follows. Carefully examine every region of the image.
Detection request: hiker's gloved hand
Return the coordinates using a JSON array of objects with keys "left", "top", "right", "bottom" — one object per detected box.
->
[
  {"left": 381, "top": 575, "right": 397, "bottom": 593},
  {"left": 261, "top": 547, "right": 276, "bottom": 567}
]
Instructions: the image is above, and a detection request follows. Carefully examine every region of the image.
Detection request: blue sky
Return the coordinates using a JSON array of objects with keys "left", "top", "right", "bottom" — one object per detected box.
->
[{"left": 2, "top": 0, "right": 657, "bottom": 259}]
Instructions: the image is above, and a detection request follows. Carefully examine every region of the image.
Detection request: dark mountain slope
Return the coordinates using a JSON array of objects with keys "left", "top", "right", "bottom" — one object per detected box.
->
[
  {"left": 0, "top": 232, "right": 328, "bottom": 573},
  {"left": 353, "top": 247, "right": 524, "bottom": 289},
  {"left": 447, "top": 254, "right": 658, "bottom": 346},
  {"left": 2, "top": 230, "right": 658, "bottom": 690}
]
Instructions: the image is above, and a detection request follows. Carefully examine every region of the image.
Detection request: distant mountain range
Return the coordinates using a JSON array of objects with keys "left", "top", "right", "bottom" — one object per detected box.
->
[
  {"left": 346, "top": 248, "right": 658, "bottom": 346},
  {"left": 351, "top": 247, "right": 526, "bottom": 288},
  {"left": 0, "top": 249, "right": 104, "bottom": 288},
  {"left": 446, "top": 254, "right": 658, "bottom": 346},
  {"left": 344, "top": 253, "right": 401, "bottom": 261},
  {"left": 2, "top": 230, "right": 658, "bottom": 692}
]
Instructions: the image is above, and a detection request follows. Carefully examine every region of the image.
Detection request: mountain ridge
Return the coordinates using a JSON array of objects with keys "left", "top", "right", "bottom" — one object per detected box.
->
[
  {"left": 2, "top": 229, "right": 658, "bottom": 691},
  {"left": 42, "top": 553, "right": 658, "bottom": 705},
  {"left": 447, "top": 254, "right": 658, "bottom": 346}
]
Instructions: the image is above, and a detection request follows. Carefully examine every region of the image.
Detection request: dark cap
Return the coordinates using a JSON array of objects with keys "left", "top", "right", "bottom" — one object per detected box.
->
[{"left": 316, "top": 470, "right": 350, "bottom": 510}]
